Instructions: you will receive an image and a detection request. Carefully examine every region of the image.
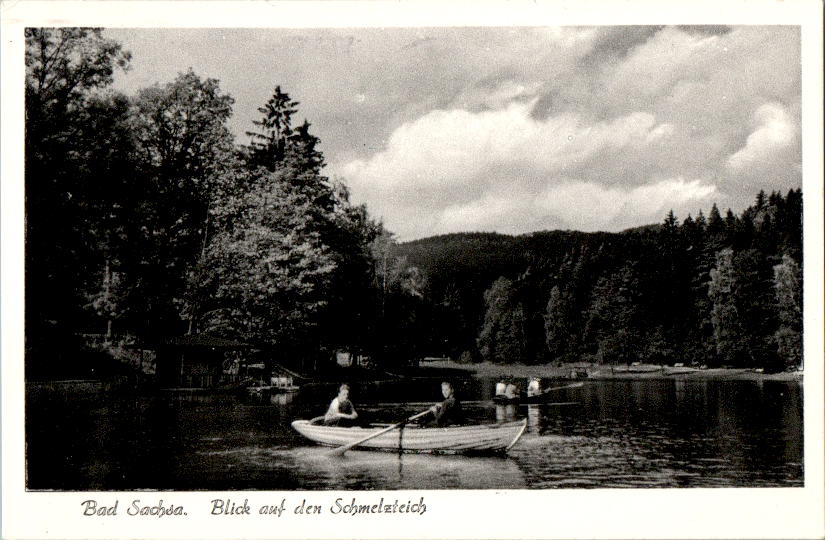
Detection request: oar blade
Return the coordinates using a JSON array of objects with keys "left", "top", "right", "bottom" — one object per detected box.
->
[
  {"left": 542, "top": 381, "right": 585, "bottom": 393},
  {"left": 328, "top": 443, "right": 355, "bottom": 457}
]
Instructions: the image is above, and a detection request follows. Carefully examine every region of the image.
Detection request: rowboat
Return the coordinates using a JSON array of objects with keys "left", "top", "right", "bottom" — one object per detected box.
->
[
  {"left": 493, "top": 393, "right": 579, "bottom": 405},
  {"left": 493, "top": 381, "right": 586, "bottom": 404},
  {"left": 493, "top": 393, "right": 523, "bottom": 404},
  {"left": 291, "top": 419, "right": 527, "bottom": 455}
]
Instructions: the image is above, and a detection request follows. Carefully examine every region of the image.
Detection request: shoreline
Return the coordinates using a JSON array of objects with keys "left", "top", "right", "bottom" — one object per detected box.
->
[{"left": 419, "top": 360, "right": 804, "bottom": 382}]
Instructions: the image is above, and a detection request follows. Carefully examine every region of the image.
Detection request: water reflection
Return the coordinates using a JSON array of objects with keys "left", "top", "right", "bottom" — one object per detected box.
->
[
  {"left": 527, "top": 405, "right": 541, "bottom": 432},
  {"left": 26, "top": 378, "right": 803, "bottom": 490},
  {"left": 265, "top": 447, "right": 527, "bottom": 490},
  {"left": 270, "top": 392, "right": 296, "bottom": 406},
  {"left": 495, "top": 404, "right": 518, "bottom": 422}
]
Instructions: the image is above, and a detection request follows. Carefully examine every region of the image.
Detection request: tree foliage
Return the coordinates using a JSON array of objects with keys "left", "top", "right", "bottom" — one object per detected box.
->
[
  {"left": 584, "top": 265, "right": 642, "bottom": 364},
  {"left": 477, "top": 277, "right": 533, "bottom": 364},
  {"left": 25, "top": 30, "right": 379, "bottom": 377},
  {"left": 190, "top": 86, "right": 379, "bottom": 369},
  {"left": 125, "top": 70, "right": 237, "bottom": 337},
  {"left": 25, "top": 28, "right": 133, "bottom": 368},
  {"left": 196, "top": 168, "right": 337, "bottom": 349},
  {"left": 773, "top": 255, "right": 802, "bottom": 369},
  {"left": 25, "top": 28, "right": 131, "bottom": 130}
]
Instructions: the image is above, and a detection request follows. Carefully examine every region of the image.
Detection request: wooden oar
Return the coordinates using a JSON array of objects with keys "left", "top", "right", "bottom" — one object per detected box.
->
[
  {"left": 518, "top": 401, "right": 580, "bottom": 407},
  {"left": 364, "top": 383, "right": 588, "bottom": 409},
  {"left": 328, "top": 409, "right": 433, "bottom": 456},
  {"left": 539, "top": 381, "right": 586, "bottom": 393}
]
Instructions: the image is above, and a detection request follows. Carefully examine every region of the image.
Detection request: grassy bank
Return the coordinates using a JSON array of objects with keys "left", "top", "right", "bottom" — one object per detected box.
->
[{"left": 418, "top": 360, "right": 803, "bottom": 382}]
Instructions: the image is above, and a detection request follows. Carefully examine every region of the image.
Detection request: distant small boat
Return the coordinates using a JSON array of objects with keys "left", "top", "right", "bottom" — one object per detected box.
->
[
  {"left": 291, "top": 419, "right": 527, "bottom": 455},
  {"left": 494, "top": 381, "right": 585, "bottom": 404},
  {"left": 493, "top": 393, "right": 579, "bottom": 405},
  {"left": 663, "top": 366, "right": 699, "bottom": 376},
  {"left": 492, "top": 393, "right": 522, "bottom": 404}
]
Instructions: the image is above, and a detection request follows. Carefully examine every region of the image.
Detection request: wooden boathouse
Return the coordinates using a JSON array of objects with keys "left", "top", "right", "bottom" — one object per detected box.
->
[{"left": 155, "top": 334, "right": 252, "bottom": 389}]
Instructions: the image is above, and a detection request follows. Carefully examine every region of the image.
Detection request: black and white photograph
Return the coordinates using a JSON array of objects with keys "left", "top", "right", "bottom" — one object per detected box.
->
[{"left": 2, "top": 1, "right": 823, "bottom": 539}]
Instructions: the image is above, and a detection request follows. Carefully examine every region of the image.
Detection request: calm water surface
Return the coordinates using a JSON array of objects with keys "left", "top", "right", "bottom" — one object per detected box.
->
[{"left": 26, "top": 377, "right": 803, "bottom": 490}]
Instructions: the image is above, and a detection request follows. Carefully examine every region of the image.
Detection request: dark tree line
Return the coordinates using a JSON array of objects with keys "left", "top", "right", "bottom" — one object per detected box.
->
[
  {"left": 395, "top": 190, "right": 802, "bottom": 372},
  {"left": 25, "top": 29, "right": 385, "bottom": 376}
]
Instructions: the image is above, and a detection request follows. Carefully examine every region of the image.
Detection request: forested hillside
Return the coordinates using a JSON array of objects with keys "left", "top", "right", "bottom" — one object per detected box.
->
[{"left": 393, "top": 191, "right": 802, "bottom": 371}]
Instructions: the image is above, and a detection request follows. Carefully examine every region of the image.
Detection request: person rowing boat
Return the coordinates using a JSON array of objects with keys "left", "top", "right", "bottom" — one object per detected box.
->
[
  {"left": 428, "top": 381, "right": 463, "bottom": 427},
  {"left": 324, "top": 383, "right": 359, "bottom": 426}
]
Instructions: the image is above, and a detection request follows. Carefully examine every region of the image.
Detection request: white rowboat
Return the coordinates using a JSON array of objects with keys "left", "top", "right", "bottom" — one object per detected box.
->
[{"left": 291, "top": 419, "right": 527, "bottom": 455}]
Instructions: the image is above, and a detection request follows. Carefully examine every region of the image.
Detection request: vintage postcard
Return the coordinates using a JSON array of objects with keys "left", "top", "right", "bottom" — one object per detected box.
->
[{"left": 2, "top": 1, "right": 823, "bottom": 539}]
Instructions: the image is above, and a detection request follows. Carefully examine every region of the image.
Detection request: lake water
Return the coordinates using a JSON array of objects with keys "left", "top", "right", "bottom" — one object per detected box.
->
[{"left": 26, "top": 377, "right": 803, "bottom": 490}]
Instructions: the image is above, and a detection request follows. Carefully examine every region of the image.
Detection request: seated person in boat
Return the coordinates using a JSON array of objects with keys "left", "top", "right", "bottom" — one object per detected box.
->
[
  {"left": 324, "top": 384, "right": 359, "bottom": 426},
  {"left": 504, "top": 383, "right": 519, "bottom": 399},
  {"left": 495, "top": 381, "right": 520, "bottom": 399},
  {"left": 429, "top": 381, "right": 463, "bottom": 427}
]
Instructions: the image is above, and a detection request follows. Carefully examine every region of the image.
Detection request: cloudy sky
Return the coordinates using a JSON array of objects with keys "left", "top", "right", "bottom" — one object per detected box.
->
[{"left": 106, "top": 26, "right": 801, "bottom": 240}]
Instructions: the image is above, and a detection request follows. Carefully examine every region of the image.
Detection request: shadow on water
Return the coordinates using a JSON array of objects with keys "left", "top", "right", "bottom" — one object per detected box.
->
[{"left": 25, "top": 376, "right": 803, "bottom": 490}]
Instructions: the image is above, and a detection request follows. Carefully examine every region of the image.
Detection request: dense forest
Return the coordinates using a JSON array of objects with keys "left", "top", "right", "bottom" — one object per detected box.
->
[
  {"left": 25, "top": 29, "right": 802, "bottom": 378},
  {"left": 393, "top": 190, "right": 802, "bottom": 372}
]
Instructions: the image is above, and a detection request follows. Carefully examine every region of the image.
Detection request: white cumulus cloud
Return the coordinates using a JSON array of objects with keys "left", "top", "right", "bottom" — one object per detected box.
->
[
  {"left": 323, "top": 26, "right": 799, "bottom": 238},
  {"left": 535, "top": 178, "right": 718, "bottom": 231},
  {"left": 727, "top": 102, "right": 796, "bottom": 171},
  {"left": 339, "top": 98, "right": 718, "bottom": 237},
  {"left": 340, "top": 100, "right": 680, "bottom": 237}
]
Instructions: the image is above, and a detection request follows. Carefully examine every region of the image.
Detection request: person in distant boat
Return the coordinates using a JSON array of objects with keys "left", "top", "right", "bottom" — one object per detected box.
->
[
  {"left": 527, "top": 377, "right": 541, "bottom": 397},
  {"left": 324, "top": 384, "right": 359, "bottom": 426},
  {"left": 429, "top": 381, "right": 463, "bottom": 427},
  {"left": 504, "top": 383, "right": 519, "bottom": 399}
]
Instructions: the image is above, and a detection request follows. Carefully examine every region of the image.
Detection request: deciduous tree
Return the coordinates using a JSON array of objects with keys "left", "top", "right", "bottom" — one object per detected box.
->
[
  {"left": 25, "top": 28, "right": 132, "bottom": 366},
  {"left": 129, "top": 70, "right": 237, "bottom": 337},
  {"left": 478, "top": 277, "right": 530, "bottom": 363},
  {"left": 773, "top": 254, "right": 802, "bottom": 370}
]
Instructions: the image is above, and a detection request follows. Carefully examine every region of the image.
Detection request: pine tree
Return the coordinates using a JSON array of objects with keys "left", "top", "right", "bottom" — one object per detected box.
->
[
  {"left": 755, "top": 189, "right": 767, "bottom": 210},
  {"left": 708, "top": 249, "right": 742, "bottom": 366},
  {"left": 724, "top": 208, "right": 737, "bottom": 233},
  {"left": 707, "top": 203, "right": 724, "bottom": 235},
  {"left": 661, "top": 209, "right": 680, "bottom": 268},
  {"left": 695, "top": 210, "right": 707, "bottom": 231},
  {"left": 286, "top": 119, "right": 325, "bottom": 175},
  {"left": 244, "top": 85, "right": 299, "bottom": 170},
  {"left": 733, "top": 212, "right": 755, "bottom": 250}
]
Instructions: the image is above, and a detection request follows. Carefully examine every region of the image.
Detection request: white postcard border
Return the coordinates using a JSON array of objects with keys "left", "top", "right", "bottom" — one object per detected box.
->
[{"left": 2, "top": 2, "right": 823, "bottom": 539}]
